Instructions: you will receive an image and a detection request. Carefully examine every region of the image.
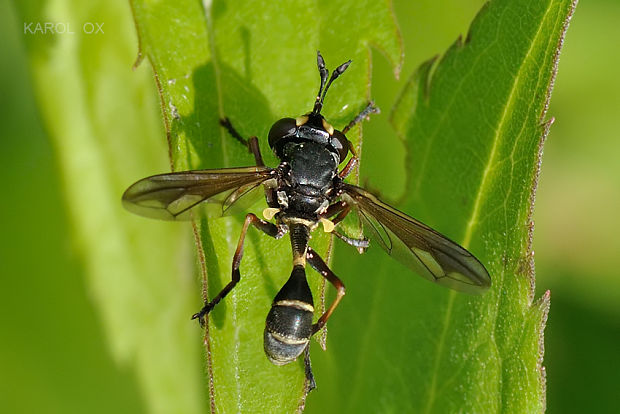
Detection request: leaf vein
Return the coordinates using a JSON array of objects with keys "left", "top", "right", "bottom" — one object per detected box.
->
[
  {"left": 203, "top": 1, "right": 241, "bottom": 410},
  {"left": 423, "top": 3, "right": 555, "bottom": 412},
  {"left": 461, "top": 2, "right": 553, "bottom": 248}
]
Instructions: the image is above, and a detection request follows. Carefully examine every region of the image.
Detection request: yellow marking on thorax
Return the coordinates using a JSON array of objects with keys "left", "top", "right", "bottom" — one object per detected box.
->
[
  {"left": 322, "top": 118, "right": 334, "bottom": 135},
  {"left": 319, "top": 217, "right": 335, "bottom": 233},
  {"left": 296, "top": 115, "right": 309, "bottom": 126},
  {"left": 263, "top": 207, "right": 280, "bottom": 220}
]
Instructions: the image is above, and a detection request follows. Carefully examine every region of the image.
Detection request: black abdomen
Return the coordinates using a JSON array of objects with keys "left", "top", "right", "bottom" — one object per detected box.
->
[
  {"left": 264, "top": 305, "right": 313, "bottom": 365},
  {"left": 264, "top": 265, "right": 314, "bottom": 365}
]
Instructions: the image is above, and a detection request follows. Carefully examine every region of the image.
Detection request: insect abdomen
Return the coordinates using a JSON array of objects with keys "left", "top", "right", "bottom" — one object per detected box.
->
[{"left": 264, "top": 265, "right": 314, "bottom": 365}]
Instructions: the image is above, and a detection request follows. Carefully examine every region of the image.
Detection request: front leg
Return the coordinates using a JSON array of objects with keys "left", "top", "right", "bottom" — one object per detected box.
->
[
  {"left": 342, "top": 101, "right": 380, "bottom": 134},
  {"left": 220, "top": 117, "right": 265, "bottom": 167},
  {"left": 338, "top": 102, "right": 379, "bottom": 179}
]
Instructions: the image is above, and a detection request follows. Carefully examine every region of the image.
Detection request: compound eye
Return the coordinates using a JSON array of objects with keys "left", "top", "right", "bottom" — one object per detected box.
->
[
  {"left": 330, "top": 129, "right": 350, "bottom": 163},
  {"left": 268, "top": 118, "right": 297, "bottom": 149}
]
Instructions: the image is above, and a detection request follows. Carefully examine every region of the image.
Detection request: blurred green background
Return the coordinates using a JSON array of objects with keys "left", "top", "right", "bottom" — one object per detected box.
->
[{"left": 1, "top": 0, "right": 618, "bottom": 413}]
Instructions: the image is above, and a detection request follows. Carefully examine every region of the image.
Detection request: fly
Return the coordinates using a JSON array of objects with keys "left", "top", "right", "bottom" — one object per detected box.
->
[{"left": 122, "top": 51, "right": 491, "bottom": 390}]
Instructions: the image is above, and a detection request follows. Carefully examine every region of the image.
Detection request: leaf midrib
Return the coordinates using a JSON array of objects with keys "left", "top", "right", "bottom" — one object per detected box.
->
[{"left": 422, "top": 3, "right": 553, "bottom": 412}]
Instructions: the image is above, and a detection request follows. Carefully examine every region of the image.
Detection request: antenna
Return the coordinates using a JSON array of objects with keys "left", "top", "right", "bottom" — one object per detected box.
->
[
  {"left": 312, "top": 51, "right": 351, "bottom": 114},
  {"left": 314, "top": 51, "right": 329, "bottom": 112}
]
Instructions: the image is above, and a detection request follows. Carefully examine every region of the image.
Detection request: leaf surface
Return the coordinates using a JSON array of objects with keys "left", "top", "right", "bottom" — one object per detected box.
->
[
  {"left": 130, "top": 0, "right": 402, "bottom": 411},
  {"left": 307, "top": 0, "right": 576, "bottom": 412}
]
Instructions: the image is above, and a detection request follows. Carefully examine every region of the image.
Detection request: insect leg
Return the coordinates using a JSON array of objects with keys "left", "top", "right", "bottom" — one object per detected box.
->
[
  {"left": 192, "top": 213, "right": 280, "bottom": 326},
  {"left": 219, "top": 117, "right": 265, "bottom": 167},
  {"left": 332, "top": 230, "right": 369, "bottom": 253},
  {"left": 321, "top": 201, "right": 368, "bottom": 251},
  {"left": 306, "top": 247, "right": 345, "bottom": 334},
  {"left": 321, "top": 201, "right": 350, "bottom": 225},
  {"left": 338, "top": 147, "right": 358, "bottom": 179},
  {"left": 338, "top": 102, "right": 379, "bottom": 178},
  {"left": 342, "top": 101, "right": 380, "bottom": 134},
  {"left": 304, "top": 343, "right": 317, "bottom": 392}
]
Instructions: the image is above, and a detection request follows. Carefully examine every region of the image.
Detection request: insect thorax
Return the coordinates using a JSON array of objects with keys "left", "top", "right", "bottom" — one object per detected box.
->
[{"left": 276, "top": 140, "right": 338, "bottom": 217}]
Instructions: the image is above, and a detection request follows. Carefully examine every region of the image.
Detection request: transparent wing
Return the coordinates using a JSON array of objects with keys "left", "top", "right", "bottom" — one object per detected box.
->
[
  {"left": 341, "top": 184, "right": 491, "bottom": 294},
  {"left": 122, "top": 166, "right": 275, "bottom": 221}
]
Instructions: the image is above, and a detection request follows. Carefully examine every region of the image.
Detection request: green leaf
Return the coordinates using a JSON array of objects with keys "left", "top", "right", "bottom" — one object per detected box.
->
[
  {"left": 16, "top": 0, "right": 577, "bottom": 411},
  {"left": 130, "top": 0, "right": 401, "bottom": 411},
  {"left": 307, "top": 0, "right": 576, "bottom": 413},
  {"left": 15, "top": 0, "right": 206, "bottom": 413}
]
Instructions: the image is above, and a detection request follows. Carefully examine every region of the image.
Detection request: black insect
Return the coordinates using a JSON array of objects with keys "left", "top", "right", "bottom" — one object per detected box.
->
[{"left": 122, "top": 51, "right": 491, "bottom": 390}]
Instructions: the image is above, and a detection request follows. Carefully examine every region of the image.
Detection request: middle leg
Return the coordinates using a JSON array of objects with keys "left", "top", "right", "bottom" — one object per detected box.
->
[
  {"left": 192, "top": 213, "right": 280, "bottom": 326},
  {"left": 321, "top": 201, "right": 369, "bottom": 252}
]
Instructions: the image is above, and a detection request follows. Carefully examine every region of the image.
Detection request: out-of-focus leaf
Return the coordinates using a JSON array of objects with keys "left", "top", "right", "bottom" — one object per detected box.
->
[
  {"left": 307, "top": 0, "right": 576, "bottom": 412},
  {"left": 1, "top": 3, "right": 145, "bottom": 413},
  {"left": 14, "top": 0, "right": 206, "bottom": 413}
]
